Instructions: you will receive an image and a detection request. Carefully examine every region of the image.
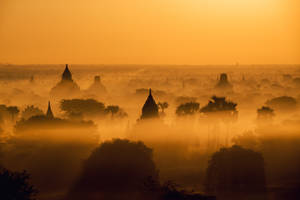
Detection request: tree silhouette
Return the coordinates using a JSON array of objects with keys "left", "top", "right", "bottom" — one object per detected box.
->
[
  {"left": 158, "top": 102, "right": 169, "bottom": 114},
  {"left": 67, "top": 139, "right": 159, "bottom": 200},
  {"left": 266, "top": 96, "right": 297, "bottom": 112},
  {"left": 257, "top": 106, "right": 274, "bottom": 122},
  {"left": 0, "top": 105, "right": 20, "bottom": 122},
  {"left": 143, "top": 177, "right": 214, "bottom": 200},
  {"left": 176, "top": 102, "right": 199, "bottom": 116},
  {"left": 175, "top": 96, "right": 197, "bottom": 106},
  {"left": 7, "top": 106, "right": 19, "bottom": 121},
  {"left": 21, "top": 105, "right": 44, "bottom": 120},
  {"left": 200, "top": 96, "right": 237, "bottom": 122},
  {"left": 105, "top": 105, "right": 128, "bottom": 118},
  {"left": 60, "top": 99, "right": 105, "bottom": 118},
  {"left": 0, "top": 167, "right": 38, "bottom": 200},
  {"left": 204, "top": 145, "right": 266, "bottom": 195}
]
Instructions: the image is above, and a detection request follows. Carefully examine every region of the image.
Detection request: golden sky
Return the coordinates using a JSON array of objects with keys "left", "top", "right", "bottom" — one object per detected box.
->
[{"left": 0, "top": 0, "right": 299, "bottom": 65}]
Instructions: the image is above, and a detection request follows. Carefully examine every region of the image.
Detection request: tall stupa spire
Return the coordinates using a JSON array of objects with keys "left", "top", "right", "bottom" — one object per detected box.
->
[
  {"left": 140, "top": 88, "right": 159, "bottom": 120},
  {"left": 46, "top": 101, "right": 54, "bottom": 118},
  {"left": 62, "top": 64, "right": 73, "bottom": 81}
]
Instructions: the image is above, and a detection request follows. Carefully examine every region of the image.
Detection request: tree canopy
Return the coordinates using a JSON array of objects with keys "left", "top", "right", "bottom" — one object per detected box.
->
[
  {"left": 60, "top": 99, "right": 105, "bottom": 117},
  {"left": 67, "top": 139, "right": 159, "bottom": 200},
  {"left": 21, "top": 105, "right": 44, "bottom": 120},
  {"left": 205, "top": 145, "right": 266, "bottom": 195},
  {"left": 176, "top": 102, "right": 200, "bottom": 116},
  {"left": 0, "top": 167, "right": 37, "bottom": 200}
]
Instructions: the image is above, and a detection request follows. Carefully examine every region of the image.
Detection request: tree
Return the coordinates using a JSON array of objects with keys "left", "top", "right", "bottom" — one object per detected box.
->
[
  {"left": 158, "top": 102, "right": 169, "bottom": 114},
  {"left": 176, "top": 102, "right": 199, "bottom": 116},
  {"left": 265, "top": 96, "right": 297, "bottom": 112},
  {"left": 200, "top": 96, "right": 237, "bottom": 122},
  {"left": 0, "top": 167, "right": 38, "bottom": 200},
  {"left": 6, "top": 106, "right": 19, "bottom": 122},
  {"left": 143, "top": 178, "right": 214, "bottom": 200},
  {"left": 105, "top": 105, "right": 128, "bottom": 118},
  {"left": 175, "top": 96, "right": 197, "bottom": 106},
  {"left": 67, "top": 139, "right": 159, "bottom": 200},
  {"left": 21, "top": 105, "right": 44, "bottom": 120},
  {"left": 257, "top": 106, "right": 274, "bottom": 122},
  {"left": 204, "top": 145, "right": 266, "bottom": 195},
  {"left": 60, "top": 99, "right": 105, "bottom": 118}
]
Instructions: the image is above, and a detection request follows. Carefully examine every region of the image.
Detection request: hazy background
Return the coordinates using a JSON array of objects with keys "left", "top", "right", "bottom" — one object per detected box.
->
[{"left": 0, "top": 0, "right": 299, "bottom": 65}]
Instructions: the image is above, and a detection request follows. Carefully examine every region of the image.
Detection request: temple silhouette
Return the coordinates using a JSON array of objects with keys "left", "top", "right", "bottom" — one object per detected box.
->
[
  {"left": 46, "top": 101, "right": 54, "bottom": 119},
  {"left": 140, "top": 89, "right": 159, "bottom": 120},
  {"left": 14, "top": 101, "right": 96, "bottom": 135},
  {"left": 215, "top": 73, "right": 233, "bottom": 91},
  {"left": 85, "top": 75, "right": 107, "bottom": 97},
  {"left": 50, "top": 64, "right": 80, "bottom": 99}
]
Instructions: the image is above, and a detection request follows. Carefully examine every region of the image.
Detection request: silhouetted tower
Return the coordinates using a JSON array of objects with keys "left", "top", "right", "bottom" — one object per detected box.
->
[
  {"left": 215, "top": 73, "right": 233, "bottom": 90},
  {"left": 94, "top": 75, "right": 101, "bottom": 83},
  {"left": 86, "top": 75, "right": 107, "bottom": 95},
  {"left": 140, "top": 89, "right": 159, "bottom": 119},
  {"left": 46, "top": 101, "right": 54, "bottom": 118},
  {"left": 220, "top": 73, "right": 228, "bottom": 82},
  {"left": 62, "top": 64, "right": 73, "bottom": 81}
]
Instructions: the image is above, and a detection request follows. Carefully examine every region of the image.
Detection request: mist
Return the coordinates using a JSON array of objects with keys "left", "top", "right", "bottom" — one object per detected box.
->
[{"left": 0, "top": 64, "right": 299, "bottom": 200}]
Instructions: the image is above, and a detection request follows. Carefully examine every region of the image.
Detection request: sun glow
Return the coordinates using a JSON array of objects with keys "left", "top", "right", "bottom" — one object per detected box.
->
[{"left": 0, "top": 0, "right": 299, "bottom": 64}]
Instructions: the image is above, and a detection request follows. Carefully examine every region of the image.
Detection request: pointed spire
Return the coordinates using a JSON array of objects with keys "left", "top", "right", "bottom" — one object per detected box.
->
[
  {"left": 62, "top": 64, "right": 73, "bottom": 81},
  {"left": 46, "top": 101, "right": 54, "bottom": 118},
  {"left": 140, "top": 88, "right": 159, "bottom": 119}
]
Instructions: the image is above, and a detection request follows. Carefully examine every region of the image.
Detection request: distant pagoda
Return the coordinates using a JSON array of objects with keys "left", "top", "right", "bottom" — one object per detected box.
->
[
  {"left": 215, "top": 73, "right": 233, "bottom": 90},
  {"left": 46, "top": 101, "right": 54, "bottom": 118},
  {"left": 85, "top": 75, "right": 107, "bottom": 96},
  {"left": 50, "top": 64, "right": 80, "bottom": 98},
  {"left": 62, "top": 64, "right": 73, "bottom": 81},
  {"left": 140, "top": 89, "right": 159, "bottom": 120}
]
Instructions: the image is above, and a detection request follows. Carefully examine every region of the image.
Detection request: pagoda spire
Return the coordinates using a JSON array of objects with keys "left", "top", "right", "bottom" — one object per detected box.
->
[
  {"left": 46, "top": 101, "right": 54, "bottom": 118},
  {"left": 62, "top": 64, "right": 73, "bottom": 81},
  {"left": 140, "top": 88, "right": 159, "bottom": 119}
]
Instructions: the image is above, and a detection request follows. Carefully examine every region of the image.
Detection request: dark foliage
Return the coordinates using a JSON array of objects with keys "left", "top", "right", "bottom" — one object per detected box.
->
[
  {"left": 14, "top": 115, "right": 94, "bottom": 133},
  {"left": 257, "top": 106, "right": 274, "bottom": 122},
  {"left": 176, "top": 102, "right": 200, "bottom": 116},
  {"left": 200, "top": 96, "right": 238, "bottom": 122},
  {"left": 158, "top": 102, "right": 169, "bottom": 114},
  {"left": 0, "top": 167, "right": 37, "bottom": 200},
  {"left": 204, "top": 145, "right": 266, "bottom": 195},
  {"left": 0, "top": 105, "right": 20, "bottom": 122},
  {"left": 266, "top": 96, "right": 297, "bottom": 112},
  {"left": 21, "top": 105, "right": 43, "bottom": 120},
  {"left": 175, "top": 96, "right": 197, "bottom": 106},
  {"left": 105, "top": 105, "right": 128, "bottom": 118},
  {"left": 60, "top": 99, "right": 105, "bottom": 117},
  {"left": 67, "top": 139, "right": 159, "bottom": 200},
  {"left": 144, "top": 178, "right": 215, "bottom": 200}
]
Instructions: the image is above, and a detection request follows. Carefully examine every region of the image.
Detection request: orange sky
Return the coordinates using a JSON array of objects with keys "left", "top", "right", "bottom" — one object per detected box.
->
[{"left": 0, "top": 0, "right": 299, "bottom": 65}]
